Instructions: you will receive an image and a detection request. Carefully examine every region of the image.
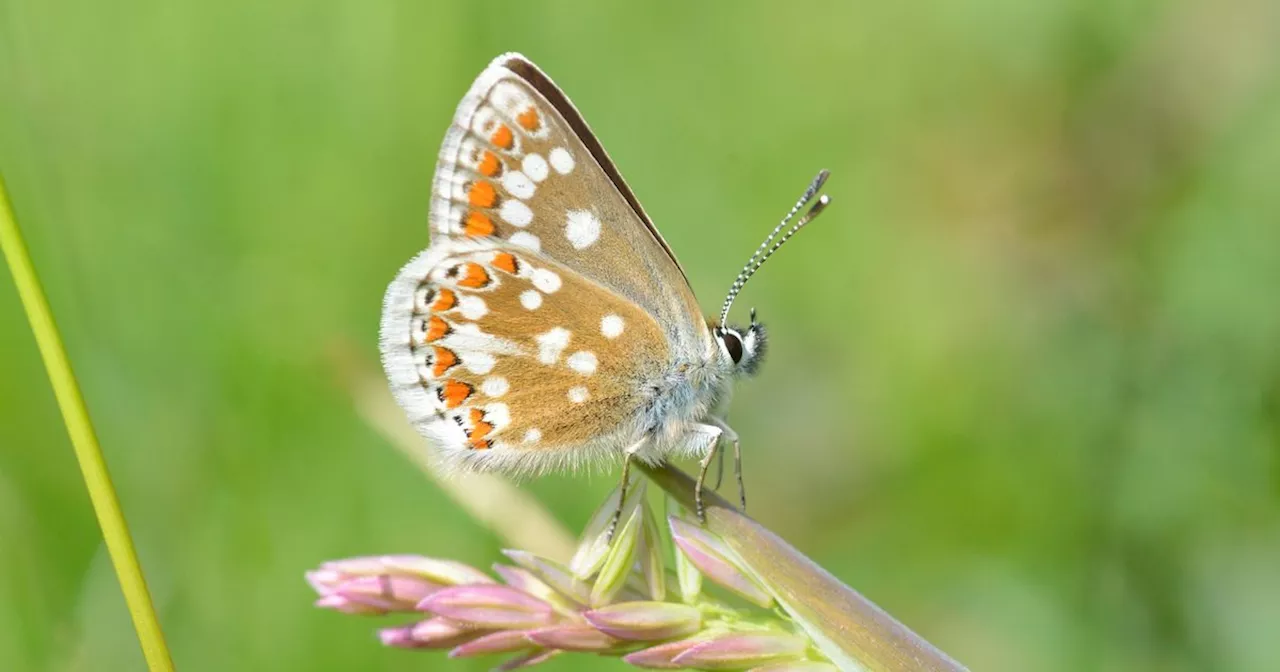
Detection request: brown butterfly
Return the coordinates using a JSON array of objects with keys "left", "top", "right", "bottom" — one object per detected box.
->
[{"left": 380, "top": 53, "right": 830, "bottom": 526}]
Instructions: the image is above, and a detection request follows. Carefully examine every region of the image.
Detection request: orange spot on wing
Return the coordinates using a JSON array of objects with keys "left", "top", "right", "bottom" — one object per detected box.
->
[
  {"left": 516, "top": 107, "right": 540, "bottom": 131},
  {"left": 468, "top": 181, "right": 497, "bottom": 208},
  {"left": 431, "top": 347, "right": 458, "bottom": 377},
  {"left": 490, "top": 124, "right": 514, "bottom": 149},
  {"left": 477, "top": 151, "right": 502, "bottom": 177},
  {"left": 440, "top": 380, "right": 473, "bottom": 409},
  {"left": 464, "top": 212, "right": 495, "bottom": 237},
  {"left": 491, "top": 252, "right": 519, "bottom": 274},
  {"left": 430, "top": 288, "right": 457, "bottom": 312},
  {"left": 426, "top": 315, "right": 450, "bottom": 341},
  {"left": 467, "top": 408, "right": 494, "bottom": 449},
  {"left": 457, "top": 263, "right": 490, "bottom": 288}
]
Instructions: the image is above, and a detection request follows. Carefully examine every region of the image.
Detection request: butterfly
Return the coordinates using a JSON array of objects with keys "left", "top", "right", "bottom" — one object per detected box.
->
[{"left": 379, "top": 53, "right": 830, "bottom": 526}]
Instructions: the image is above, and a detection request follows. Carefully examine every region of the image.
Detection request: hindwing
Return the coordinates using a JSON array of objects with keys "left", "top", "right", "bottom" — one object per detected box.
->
[{"left": 380, "top": 238, "right": 669, "bottom": 474}]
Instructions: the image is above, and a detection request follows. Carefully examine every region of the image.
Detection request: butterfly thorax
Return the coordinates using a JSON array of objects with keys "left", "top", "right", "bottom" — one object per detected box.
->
[{"left": 631, "top": 343, "right": 736, "bottom": 461}]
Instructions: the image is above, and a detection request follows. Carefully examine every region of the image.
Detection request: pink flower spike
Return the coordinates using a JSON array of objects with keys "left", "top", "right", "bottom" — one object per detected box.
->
[
  {"left": 449, "top": 629, "right": 536, "bottom": 658},
  {"left": 418, "top": 585, "right": 554, "bottom": 629},
  {"left": 747, "top": 662, "right": 838, "bottom": 671},
  {"left": 497, "top": 648, "right": 561, "bottom": 670},
  {"left": 525, "top": 623, "right": 619, "bottom": 652},
  {"left": 669, "top": 516, "right": 774, "bottom": 608},
  {"left": 622, "top": 636, "right": 712, "bottom": 669},
  {"left": 672, "top": 632, "right": 810, "bottom": 670},
  {"left": 583, "top": 602, "right": 701, "bottom": 641},
  {"left": 408, "top": 617, "right": 479, "bottom": 649}
]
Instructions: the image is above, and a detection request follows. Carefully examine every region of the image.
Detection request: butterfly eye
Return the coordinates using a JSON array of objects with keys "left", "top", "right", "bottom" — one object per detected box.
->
[{"left": 721, "top": 330, "right": 744, "bottom": 365}]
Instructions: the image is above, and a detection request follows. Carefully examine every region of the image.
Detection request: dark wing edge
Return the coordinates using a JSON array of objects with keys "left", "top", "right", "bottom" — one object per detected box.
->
[{"left": 497, "top": 53, "right": 692, "bottom": 286}]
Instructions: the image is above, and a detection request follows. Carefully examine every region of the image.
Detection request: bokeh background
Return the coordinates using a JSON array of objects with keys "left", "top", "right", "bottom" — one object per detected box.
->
[{"left": 3, "top": 1, "right": 1279, "bottom": 670}]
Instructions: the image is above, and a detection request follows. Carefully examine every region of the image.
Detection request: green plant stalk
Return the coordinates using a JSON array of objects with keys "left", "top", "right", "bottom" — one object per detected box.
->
[
  {"left": 639, "top": 462, "right": 968, "bottom": 672},
  {"left": 0, "top": 174, "right": 175, "bottom": 672}
]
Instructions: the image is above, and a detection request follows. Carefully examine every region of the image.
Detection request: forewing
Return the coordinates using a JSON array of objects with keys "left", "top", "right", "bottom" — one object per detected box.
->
[
  {"left": 380, "top": 238, "right": 668, "bottom": 475},
  {"left": 429, "top": 53, "right": 707, "bottom": 353}
]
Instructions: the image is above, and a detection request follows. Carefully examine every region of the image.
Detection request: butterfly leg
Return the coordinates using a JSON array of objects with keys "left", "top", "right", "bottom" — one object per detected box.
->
[
  {"left": 605, "top": 438, "right": 648, "bottom": 543},
  {"left": 713, "top": 444, "right": 726, "bottom": 490},
  {"left": 688, "top": 423, "right": 726, "bottom": 524},
  {"left": 708, "top": 418, "right": 745, "bottom": 511}
]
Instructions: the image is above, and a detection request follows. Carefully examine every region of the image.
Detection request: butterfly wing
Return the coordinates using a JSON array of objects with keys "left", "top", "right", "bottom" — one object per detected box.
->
[
  {"left": 428, "top": 53, "right": 709, "bottom": 354},
  {"left": 380, "top": 238, "right": 670, "bottom": 474}
]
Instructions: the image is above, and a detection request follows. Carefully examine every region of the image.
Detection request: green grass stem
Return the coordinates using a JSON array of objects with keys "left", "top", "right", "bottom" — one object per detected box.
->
[{"left": 0, "top": 174, "right": 175, "bottom": 671}]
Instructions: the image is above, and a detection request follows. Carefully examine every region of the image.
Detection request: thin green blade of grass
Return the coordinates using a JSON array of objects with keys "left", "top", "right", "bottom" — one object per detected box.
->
[{"left": 0, "top": 174, "right": 175, "bottom": 672}]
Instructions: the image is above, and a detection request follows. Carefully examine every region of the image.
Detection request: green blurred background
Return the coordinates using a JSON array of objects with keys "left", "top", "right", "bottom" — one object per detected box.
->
[{"left": 3, "top": 1, "right": 1279, "bottom": 670}]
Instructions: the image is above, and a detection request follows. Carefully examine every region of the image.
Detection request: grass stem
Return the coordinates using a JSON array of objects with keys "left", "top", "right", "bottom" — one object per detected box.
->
[{"left": 0, "top": 174, "right": 175, "bottom": 671}]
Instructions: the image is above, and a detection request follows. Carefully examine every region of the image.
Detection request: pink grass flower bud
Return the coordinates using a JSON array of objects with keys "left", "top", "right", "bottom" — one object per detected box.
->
[
  {"left": 307, "top": 554, "right": 497, "bottom": 614},
  {"left": 583, "top": 601, "right": 702, "bottom": 641},
  {"left": 622, "top": 635, "right": 715, "bottom": 668},
  {"left": 315, "top": 555, "right": 491, "bottom": 586},
  {"left": 491, "top": 564, "right": 580, "bottom": 616},
  {"left": 501, "top": 550, "right": 590, "bottom": 605},
  {"left": 571, "top": 479, "right": 647, "bottom": 579},
  {"left": 669, "top": 517, "right": 774, "bottom": 608},
  {"left": 378, "top": 554, "right": 495, "bottom": 586},
  {"left": 448, "top": 629, "right": 537, "bottom": 658},
  {"left": 418, "top": 585, "right": 555, "bottom": 629},
  {"left": 496, "top": 648, "right": 561, "bottom": 670},
  {"left": 525, "top": 623, "right": 620, "bottom": 652},
  {"left": 589, "top": 505, "right": 643, "bottom": 606},
  {"left": 313, "top": 593, "right": 387, "bottom": 615},
  {"left": 311, "top": 574, "right": 441, "bottom": 613},
  {"left": 378, "top": 625, "right": 423, "bottom": 648},
  {"left": 671, "top": 632, "right": 810, "bottom": 670},
  {"left": 407, "top": 617, "right": 479, "bottom": 649},
  {"left": 638, "top": 507, "right": 667, "bottom": 601}
]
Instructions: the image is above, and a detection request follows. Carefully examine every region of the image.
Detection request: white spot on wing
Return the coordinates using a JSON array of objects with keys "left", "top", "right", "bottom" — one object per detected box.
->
[
  {"left": 536, "top": 327, "right": 571, "bottom": 364},
  {"left": 566, "top": 351, "right": 598, "bottom": 376},
  {"left": 485, "top": 403, "right": 511, "bottom": 429},
  {"left": 567, "top": 386, "right": 589, "bottom": 403},
  {"left": 509, "top": 231, "right": 541, "bottom": 251},
  {"left": 565, "top": 210, "right": 601, "bottom": 249},
  {"left": 461, "top": 351, "right": 495, "bottom": 375},
  {"left": 601, "top": 314, "right": 625, "bottom": 339},
  {"left": 502, "top": 171, "right": 536, "bottom": 200},
  {"left": 481, "top": 376, "right": 509, "bottom": 397},
  {"left": 500, "top": 200, "right": 533, "bottom": 227},
  {"left": 522, "top": 154, "right": 549, "bottom": 182},
  {"left": 520, "top": 289, "right": 543, "bottom": 310},
  {"left": 458, "top": 295, "right": 487, "bottom": 320},
  {"left": 549, "top": 147, "right": 575, "bottom": 174},
  {"left": 532, "top": 269, "right": 562, "bottom": 293},
  {"left": 524, "top": 428, "right": 542, "bottom": 443}
]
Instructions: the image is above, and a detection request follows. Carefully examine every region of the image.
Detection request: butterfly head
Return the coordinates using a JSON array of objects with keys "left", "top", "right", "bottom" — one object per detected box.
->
[
  {"left": 714, "top": 308, "right": 767, "bottom": 377},
  {"left": 713, "top": 170, "right": 830, "bottom": 378}
]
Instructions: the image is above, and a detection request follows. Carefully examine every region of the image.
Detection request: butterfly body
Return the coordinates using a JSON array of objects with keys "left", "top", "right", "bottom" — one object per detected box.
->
[{"left": 382, "top": 53, "right": 820, "bottom": 514}]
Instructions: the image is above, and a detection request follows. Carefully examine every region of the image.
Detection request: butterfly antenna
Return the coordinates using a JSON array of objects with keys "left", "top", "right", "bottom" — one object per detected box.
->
[{"left": 718, "top": 170, "right": 832, "bottom": 326}]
